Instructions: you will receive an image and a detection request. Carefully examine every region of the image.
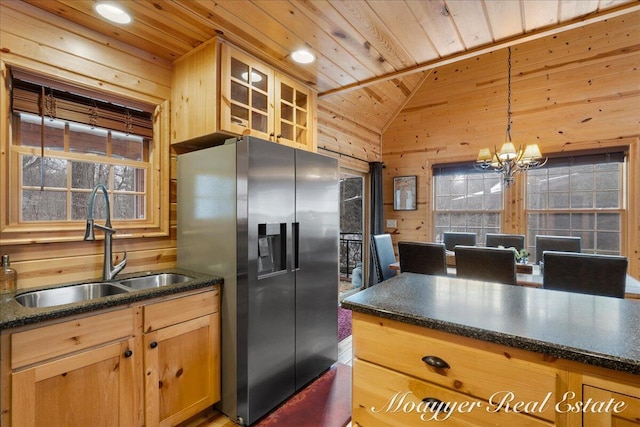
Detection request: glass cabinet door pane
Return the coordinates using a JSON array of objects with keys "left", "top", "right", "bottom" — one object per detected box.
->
[
  {"left": 252, "top": 111, "right": 268, "bottom": 133},
  {"left": 280, "top": 84, "right": 293, "bottom": 103},
  {"left": 295, "top": 91, "right": 307, "bottom": 108},
  {"left": 252, "top": 91, "right": 268, "bottom": 113},
  {"left": 231, "top": 81, "right": 249, "bottom": 104},
  {"left": 231, "top": 58, "right": 249, "bottom": 81},
  {"left": 281, "top": 103, "right": 293, "bottom": 122},
  {"left": 252, "top": 69, "right": 268, "bottom": 91}
]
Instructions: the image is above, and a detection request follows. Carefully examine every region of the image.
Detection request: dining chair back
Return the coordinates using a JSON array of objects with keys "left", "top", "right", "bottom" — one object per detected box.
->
[
  {"left": 371, "top": 234, "right": 397, "bottom": 283},
  {"left": 398, "top": 241, "right": 447, "bottom": 276},
  {"left": 485, "top": 233, "right": 525, "bottom": 252},
  {"left": 535, "top": 235, "right": 581, "bottom": 264},
  {"left": 455, "top": 245, "right": 517, "bottom": 285},
  {"left": 442, "top": 232, "right": 477, "bottom": 251},
  {"left": 542, "top": 252, "right": 628, "bottom": 298}
]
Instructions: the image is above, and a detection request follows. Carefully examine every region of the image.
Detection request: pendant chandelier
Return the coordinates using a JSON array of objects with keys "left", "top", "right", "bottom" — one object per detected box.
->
[{"left": 476, "top": 47, "right": 546, "bottom": 187}]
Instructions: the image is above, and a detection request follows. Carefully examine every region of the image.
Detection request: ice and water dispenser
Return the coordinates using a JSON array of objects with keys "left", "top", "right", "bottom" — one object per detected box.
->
[{"left": 257, "top": 223, "right": 287, "bottom": 276}]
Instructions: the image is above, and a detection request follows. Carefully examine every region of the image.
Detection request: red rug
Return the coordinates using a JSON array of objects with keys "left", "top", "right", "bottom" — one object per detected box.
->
[
  {"left": 338, "top": 306, "right": 352, "bottom": 342},
  {"left": 255, "top": 363, "right": 352, "bottom": 427}
]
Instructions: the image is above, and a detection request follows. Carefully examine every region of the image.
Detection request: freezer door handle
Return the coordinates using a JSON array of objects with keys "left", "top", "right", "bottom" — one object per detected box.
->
[{"left": 292, "top": 222, "right": 300, "bottom": 271}]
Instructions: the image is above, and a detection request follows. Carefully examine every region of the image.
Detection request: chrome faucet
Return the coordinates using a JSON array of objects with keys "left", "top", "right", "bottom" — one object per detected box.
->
[{"left": 83, "top": 184, "right": 127, "bottom": 281}]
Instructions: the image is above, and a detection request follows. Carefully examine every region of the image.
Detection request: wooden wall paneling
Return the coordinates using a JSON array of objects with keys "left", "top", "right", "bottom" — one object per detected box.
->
[{"left": 0, "top": 2, "right": 171, "bottom": 103}]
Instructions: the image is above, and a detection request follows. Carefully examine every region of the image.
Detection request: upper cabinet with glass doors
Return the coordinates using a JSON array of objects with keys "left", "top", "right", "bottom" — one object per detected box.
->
[
  {"left": 220, "top": 43, "right": 274, "bottom": 142},
  {"left": 171, "top": 39, "right": 316, "bottom": 152}
]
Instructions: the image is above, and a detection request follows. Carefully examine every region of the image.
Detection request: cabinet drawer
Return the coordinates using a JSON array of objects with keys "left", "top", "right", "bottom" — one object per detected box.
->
[
  {"left": 144, "top": 288, "right": 218, "bottom": 332},
  {"left": 11, "top": 308, "right": 135, "bottom": 369},
  {"left": 353, "top": 313, "right": 558, "bottom": 422},
  {"left": 353, "top": 359, "right": 553, "bottom": 426}
]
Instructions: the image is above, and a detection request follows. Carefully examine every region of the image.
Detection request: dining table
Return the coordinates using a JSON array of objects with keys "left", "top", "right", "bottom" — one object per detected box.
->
[{"left": 389, "top": 261, "right": 640, "bottom": 299}]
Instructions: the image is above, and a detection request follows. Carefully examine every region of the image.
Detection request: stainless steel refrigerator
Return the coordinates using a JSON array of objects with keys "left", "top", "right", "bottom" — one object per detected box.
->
[{"left": 177, "top": 136, "right": 339, "bottom": 426}]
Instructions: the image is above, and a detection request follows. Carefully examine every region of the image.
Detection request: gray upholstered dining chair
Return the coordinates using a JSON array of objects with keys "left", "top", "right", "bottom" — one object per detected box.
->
[
  {"left": 371, "top": 233, "right": 397, "bottom": 283},
  {"left": 542, "top": 252, "right": 628, "bottom": 298},
  {"left": 398, "top": 241, "right": 447, "bottom": 276},
  {"left": 535, "top": 235, "right": 581, "bottom": 264},
  {"left": 455, "top": 245, "right": 517, "bottom": 285},
  {"left": 442, "top": 232, "right": 476, "bottom": 251},
  {"left": 485, "top": 233, "right": 526, "bottom": 252}
]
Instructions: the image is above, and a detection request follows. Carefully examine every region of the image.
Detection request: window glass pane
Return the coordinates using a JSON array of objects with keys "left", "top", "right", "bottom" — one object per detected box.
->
[
  {"left": 19, "top": 114, "right": 64, "bottom": 150},
  {"left": 69, "top": 122, "right": 107, "bottom": 155},
  {"left": 570, "top": 192, "right": 592, "bottom": 208},
  {"left": 595, "top": 191, "right": 619, "bottom": 208},
  {"left": 22, "top": 155, "right": 67, "bottom": 188},
  {"left": 570, "top": 213, "right": 594, "bottom": 230},
  {"left": 112, "top": 133, "right": 144, "bottom": 161},
  {"left": 549, "top": 192, "right": 569, "bottom": 209},
  {"left": 597, "top": 213, "right": 619, "bottom": 231},
  {"left": 71, "top": 162, "right": 109, "bottom": 189},
  {"left": 596, "top": 231, "right": 620, "bottom": 252},
  {"left": 22, "top": 190, "right": 66, "bottom": 221},
  {"left": 526, "top": 157, "right": 623, "bottom": 257},
  {"left": 113, "top": 166, "right": 145, "bottom": 192},
  {"left": 433, "top": 172, "right": 501, "bottom": 243},
  {"left": 114, "top": 194, "right": 145, "bottom": 220},
  {"left": 71, "top": 192, "right": 91, "bottom": 220}
]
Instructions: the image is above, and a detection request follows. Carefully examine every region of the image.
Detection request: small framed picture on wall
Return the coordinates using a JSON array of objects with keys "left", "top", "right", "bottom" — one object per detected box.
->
[{"left": 393, "top": 175, "right": 417, "bottom": 211}]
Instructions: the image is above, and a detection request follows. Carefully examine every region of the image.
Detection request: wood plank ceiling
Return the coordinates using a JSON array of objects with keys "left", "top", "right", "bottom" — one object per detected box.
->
[{"left": 20, "top": 0, "right": 640, "bottom": 161}]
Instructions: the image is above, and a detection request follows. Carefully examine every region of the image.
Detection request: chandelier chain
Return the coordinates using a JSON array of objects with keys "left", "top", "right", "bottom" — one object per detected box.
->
[{"left": 506, "top": 46, "right": 512, "bottom": 137}]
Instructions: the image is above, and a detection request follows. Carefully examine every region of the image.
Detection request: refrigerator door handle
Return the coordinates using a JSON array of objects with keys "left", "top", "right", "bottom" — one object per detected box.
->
[{"left": 292, "top": 222, "right": 300, "bottom": 271}]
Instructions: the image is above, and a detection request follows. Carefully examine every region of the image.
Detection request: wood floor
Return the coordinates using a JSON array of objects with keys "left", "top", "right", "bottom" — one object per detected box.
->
[{"left": 178, "top": 336, "right": 354, "bottom": 427}]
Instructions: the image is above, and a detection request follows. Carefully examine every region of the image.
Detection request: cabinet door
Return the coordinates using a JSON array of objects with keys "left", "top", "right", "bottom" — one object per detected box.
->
[
  {"left": 221, "top": 43, "right": 274, "bottom": 141},
  {"left": 11, "top": 338, "right": 138, "bottom": 427},
  {"left": 143, "top": 313, "right": 220, "bottom": 427},
  {"left": 275, "top": 73, "right": 316, "bottom": 151},
  {"left": 583, "top": 385, "right": 640, "bottom": 426}
]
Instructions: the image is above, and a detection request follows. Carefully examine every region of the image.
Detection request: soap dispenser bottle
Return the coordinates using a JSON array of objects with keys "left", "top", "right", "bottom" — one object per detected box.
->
[{"left": 1, "top": 254, "right": 17, "bottom": 293}]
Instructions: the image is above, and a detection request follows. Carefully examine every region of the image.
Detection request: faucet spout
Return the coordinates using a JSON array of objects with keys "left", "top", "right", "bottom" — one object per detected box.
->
[{"left": 84, "top": 184, "right": 127, "bottom": 281}]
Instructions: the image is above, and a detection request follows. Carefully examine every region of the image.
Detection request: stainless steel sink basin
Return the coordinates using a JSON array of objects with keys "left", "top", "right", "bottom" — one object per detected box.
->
[
  {"left": 14, "top": 282, "right": 131, "bottom": 308},
  {"left": 117, "top": 273, "right": 192, "bottom": 290}
]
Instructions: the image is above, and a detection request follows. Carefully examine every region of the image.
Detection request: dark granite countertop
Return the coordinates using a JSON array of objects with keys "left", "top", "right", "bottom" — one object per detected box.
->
[
  {"left": 0, "top": 268, "right": 223, "bottom": 330},
  {"left": 342, "top": 272, "right": 640, "bottom": 375}
]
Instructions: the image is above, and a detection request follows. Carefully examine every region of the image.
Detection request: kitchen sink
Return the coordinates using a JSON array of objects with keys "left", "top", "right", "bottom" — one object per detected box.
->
[
  {"left": 116, "top": 273, "right": 192, "bottom": 290},
  {"left": 14, "top": 282, "right": 131, "bottom": 308}
]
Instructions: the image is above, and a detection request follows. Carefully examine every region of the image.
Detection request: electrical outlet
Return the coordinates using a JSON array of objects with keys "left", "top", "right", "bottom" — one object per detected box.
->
[{"left": 386, "top": 219, "right": 397, "bottom": 228}]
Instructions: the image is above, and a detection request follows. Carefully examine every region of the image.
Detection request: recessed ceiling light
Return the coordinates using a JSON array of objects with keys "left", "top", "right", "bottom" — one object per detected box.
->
[
  {"left": 291, "top": 50, "right": 315, "bottom": 64},
  {"left": 95, "top": 3, "right": 132, "bottom": 24}
]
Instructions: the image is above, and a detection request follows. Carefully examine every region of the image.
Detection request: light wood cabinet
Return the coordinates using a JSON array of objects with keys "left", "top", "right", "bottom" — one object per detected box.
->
[
  {"left": 12, "top": 339, "right": 138, "bottom": 427},
  {"left": 2, "top": 287, "right": 220, "bottom": 427},
  {"left": 172, "top": 39, "right": 316, "bottom": 152},
  {"left": 142, "top": 290, "right": 220, "bottom": 427},
  {"left": 351, "top": 312, "right": 640, "bottom": 426}
]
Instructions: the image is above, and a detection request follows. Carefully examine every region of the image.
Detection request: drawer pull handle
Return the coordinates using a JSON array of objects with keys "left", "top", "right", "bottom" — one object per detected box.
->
[
  {"left": 422, "top": 355, "right": 450, "bottom": 369},
  {"left": 422, "top": 397, "right": 450, "bottom": 413},
  {"left": 150, "top": 341, "right": 158, "bottom": 349},
  {"left": 123, "top": 350, "right": 133, "bottom": 358}
]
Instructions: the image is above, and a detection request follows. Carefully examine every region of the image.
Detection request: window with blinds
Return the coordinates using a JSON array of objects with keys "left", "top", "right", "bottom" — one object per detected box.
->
[
  {"left": 526, "top": 148, "right": 627, "bottom": 261},
  {"left": 432, "top": 163, "right": 503, "bottom": 244},
  {"left": 9, "top": 70, "right": 154, "bottom": 223}
]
